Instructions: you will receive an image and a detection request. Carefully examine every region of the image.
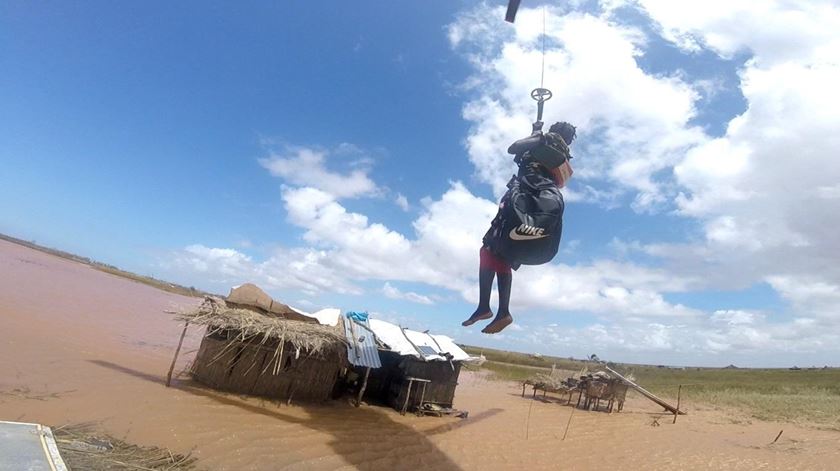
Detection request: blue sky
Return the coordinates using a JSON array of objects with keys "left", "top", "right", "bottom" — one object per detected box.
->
[{"left": 3, "top": 1, "right": 840, "bottom": 367}]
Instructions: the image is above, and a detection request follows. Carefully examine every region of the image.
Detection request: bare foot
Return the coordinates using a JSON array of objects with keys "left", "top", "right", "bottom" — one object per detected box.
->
[
  {"left": 481, "top": 314, "right": 513, "bottom": 334},
  {"left": 462, "top": 309, "right": 493, "bottom": 327}
]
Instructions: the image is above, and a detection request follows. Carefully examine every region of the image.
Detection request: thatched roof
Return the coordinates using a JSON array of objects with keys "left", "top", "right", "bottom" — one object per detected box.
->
[{"left": 176, "top": 297, "right": 347, "bottom": 355}]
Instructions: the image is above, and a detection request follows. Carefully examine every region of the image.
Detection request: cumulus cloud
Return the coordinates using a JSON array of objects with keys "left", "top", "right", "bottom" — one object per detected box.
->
[
  {"left": 258, "top": 144, "right": 378, "bottom": 199},
  {"left": 169, "top": 181, "right": 701, "bottom": 321},
  {"left": 162, "top": 1, "right": 840, "bottom": 365},
  {"left": 635, "top": 0, "right": 840, "bottom": 331},
  {"left": 449, "top": 4, "right": 707, "bottom": 210},
  {"left": 636, "top": 0, "right": 840, "bottom": 66},
  {"left": 164, "top": 182, "right": 492, "bottom": 297},
  {"left": 382, "top": 282, "right": 434, "bottom": 305},
  {"left": 175, "top": 245, "right": 253, "bottom": 278},
  {"left": 395, "top": 193, "right": 410, "bottom": 211},
  {"left": 456, "top": 1, "right": 840, "bottom": 361}
]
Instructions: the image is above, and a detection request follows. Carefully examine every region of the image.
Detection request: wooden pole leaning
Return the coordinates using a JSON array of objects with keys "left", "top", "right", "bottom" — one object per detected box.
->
[
  {"left": 673, "top": 384, "right": 682, "bottom": 424},
  {"left": 166, "top": 321, "right": 190, "bottom": 387}
]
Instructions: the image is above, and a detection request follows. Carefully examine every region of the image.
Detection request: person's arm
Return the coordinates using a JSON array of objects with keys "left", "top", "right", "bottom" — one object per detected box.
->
[{"left": 507, "top": 130, "right": 544, "bottom": 155}]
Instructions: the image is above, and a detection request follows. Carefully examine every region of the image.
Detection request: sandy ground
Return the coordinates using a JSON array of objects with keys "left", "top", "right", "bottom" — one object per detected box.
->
[{"left": 1, "top": 239, "right": 838, "bottom": 470}]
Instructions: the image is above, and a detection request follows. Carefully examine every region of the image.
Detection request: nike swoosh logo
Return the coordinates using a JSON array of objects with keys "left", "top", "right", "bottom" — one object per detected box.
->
[{"left": 509, "top": 228, "right": 549, "bottom": 240}]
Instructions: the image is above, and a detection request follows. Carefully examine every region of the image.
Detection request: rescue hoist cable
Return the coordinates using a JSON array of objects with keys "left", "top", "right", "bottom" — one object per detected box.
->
[{"left": 531, "top": 5, "right": 551, "bottom": 132}]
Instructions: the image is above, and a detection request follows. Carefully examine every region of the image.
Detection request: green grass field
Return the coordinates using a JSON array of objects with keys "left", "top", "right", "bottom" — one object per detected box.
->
[
  {"left": 631, "top": 366, "right": 840, "bottom": 430},
  {"left": 464, "top": 345, "right": 840, "bottom": 430}
]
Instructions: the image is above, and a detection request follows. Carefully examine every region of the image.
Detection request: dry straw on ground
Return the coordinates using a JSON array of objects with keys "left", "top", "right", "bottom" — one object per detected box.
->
[{"left": 53, "top": 423, "right": 196, "bottom": 470}]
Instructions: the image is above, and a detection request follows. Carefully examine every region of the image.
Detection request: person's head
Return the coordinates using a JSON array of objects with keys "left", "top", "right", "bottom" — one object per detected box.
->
[{"left": 549, "top": 121, "right": 576, "bottom": 146}]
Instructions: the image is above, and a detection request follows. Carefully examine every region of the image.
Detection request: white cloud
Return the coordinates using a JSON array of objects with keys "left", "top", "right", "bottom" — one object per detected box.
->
[
  {"left": 258, "top": 144, "right": 377, "bottom": 199},
  {"left": 524, "top": 310, "right": 840, "bottom": 364},
  {"left": 449, "top": 5, "right": 707, "bottom": 210},
  {"left": 279, "top": 181, "right": 495, "bottom": 293},
  {"left": 382, "top": 282, "right": 434, "bottom": 305},
  {"left": 164, "top": 182, "right": 493, "bottom": 298},
  {"left": 451, "top": 2, "right": 840, "bottom": 362},
  {"left": 179, "top": 245, "right": 252, "bottom": 276},
  {"left": 508, "top": 260, "right": 699, "bottom": 319},
  {"left": 170, "top": 181, "right": 700, "bottom": 322},
  {"left": 165, "top": 244, "right": 364, "bottom": 296},
  {"left": 636, "top": 0, "right": 840, "bottom": 66},
  {"left": 395, "top": 193, "right": 410, "bottom": 211},
  {"left": 637, "top": 0, "right": 840, "bottom": 331},
  {"left": 710, "top": 309, "right": 761, "bottom": 326},
  {"left": 161, "top": 1, "right": 840, "bottom": 365},
  {"left": 766, "top": 275, "right": 840, "bottom": 322}
]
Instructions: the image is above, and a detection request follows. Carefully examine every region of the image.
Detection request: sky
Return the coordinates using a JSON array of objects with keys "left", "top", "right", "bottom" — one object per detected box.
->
[{"left": 2, "top": 1, "right": 840, "bottom": 367}]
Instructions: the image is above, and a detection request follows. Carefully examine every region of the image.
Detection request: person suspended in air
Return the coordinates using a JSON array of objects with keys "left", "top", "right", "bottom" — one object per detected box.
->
[{"left": 462, "top": 121, "right": 576, "bottom": 334}]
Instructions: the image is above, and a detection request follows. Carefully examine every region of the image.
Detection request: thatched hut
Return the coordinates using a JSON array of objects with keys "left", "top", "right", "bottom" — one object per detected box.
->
[{"left": 178, "top": 295, "right": 347, "bottom": 403}]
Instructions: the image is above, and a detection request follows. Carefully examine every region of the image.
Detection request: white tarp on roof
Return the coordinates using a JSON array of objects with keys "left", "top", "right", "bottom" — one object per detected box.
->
[
  {"left": 430, "top": 334, "right": 472, "bottom": 361},
  {"left": 368, "top": 319, "right": 417, "bottom": 356},
  {"left": 289, "top": 307, "right": 341, "bottom": 326},
  {"left": 368, "top": 318, "right": 472, "bottom": 362}
]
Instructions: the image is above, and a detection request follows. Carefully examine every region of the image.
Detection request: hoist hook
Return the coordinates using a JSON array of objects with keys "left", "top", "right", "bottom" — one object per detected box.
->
[{"left": 530, "top": 87, "right": 552, "bottom": 132}]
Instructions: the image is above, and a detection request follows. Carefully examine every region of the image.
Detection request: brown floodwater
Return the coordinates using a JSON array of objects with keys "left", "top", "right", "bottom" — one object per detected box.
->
[{"left": 1, "top": 239, "right": 839, "bottom": 470}]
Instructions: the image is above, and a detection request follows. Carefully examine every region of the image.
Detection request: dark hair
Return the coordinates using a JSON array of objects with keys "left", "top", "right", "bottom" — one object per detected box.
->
[{"left": 549, "top": 121, "right": 576, "bottom": 145}]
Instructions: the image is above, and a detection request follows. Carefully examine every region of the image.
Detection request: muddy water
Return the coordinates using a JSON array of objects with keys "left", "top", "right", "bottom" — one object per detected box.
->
[{"left": 1, "top": 239, "right": 839, "bottom": 470}]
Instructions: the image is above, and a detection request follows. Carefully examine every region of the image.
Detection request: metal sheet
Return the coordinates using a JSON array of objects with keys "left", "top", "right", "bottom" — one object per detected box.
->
[
  {"left": 342, "top": 315, "right": 382, "bottom": 368},
  {"left": 0, "top": 421, "right": 68, "bottom": 471}
]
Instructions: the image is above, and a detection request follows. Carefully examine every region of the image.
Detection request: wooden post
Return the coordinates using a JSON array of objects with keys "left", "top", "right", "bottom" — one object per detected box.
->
[
  {"left": 419, "top": 382, "right": 427, "bottom": 410},
  {"left": 562, "top": 405, "right": 575, "bottom": 440},
  {"left": 525, "top": 394, "right": 534, "bottom": 440},
  {"left": 356, "top": 367, "right": 371, "bottom": 408},
  {"left": 673, "top": 384, "right": 682, "bottom": 424},
  {"left": 166, "top": 321, "right": 189, "bottom": 387},
  {"left": 401, "top": 378, "right": 415, "bottom": 415}
]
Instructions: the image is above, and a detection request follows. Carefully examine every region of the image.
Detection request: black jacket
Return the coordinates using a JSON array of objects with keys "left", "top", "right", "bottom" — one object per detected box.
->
[{"left": 483, "top": 132, "right": 565, "bottom": 269}]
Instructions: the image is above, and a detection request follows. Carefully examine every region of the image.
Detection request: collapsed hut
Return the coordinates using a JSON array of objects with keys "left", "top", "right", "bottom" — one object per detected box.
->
[
  {"left": 176, "top": 286, "right": 347, "bottom": 403},
  {"left": 344, "top": 314, "right": 475, "bottom": 415}
]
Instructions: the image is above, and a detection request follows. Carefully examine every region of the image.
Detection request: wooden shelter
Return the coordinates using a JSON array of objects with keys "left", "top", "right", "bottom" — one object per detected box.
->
[
  {"left": 350, "top": 318, "right": 472, "bottom": 414},
  {"left": 359, "top": 351, "right": 463, "bottom": 412}
]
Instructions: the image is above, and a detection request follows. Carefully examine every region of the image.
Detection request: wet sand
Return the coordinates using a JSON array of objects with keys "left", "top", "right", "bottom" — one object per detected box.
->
[{"left": 1, "top": 239, "right": 838, "bottom": 470}]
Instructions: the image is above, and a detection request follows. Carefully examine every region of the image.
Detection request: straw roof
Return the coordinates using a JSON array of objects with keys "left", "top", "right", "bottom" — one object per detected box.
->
[{"left": 176, "top": 297, "right": 347, "bottom": 355}]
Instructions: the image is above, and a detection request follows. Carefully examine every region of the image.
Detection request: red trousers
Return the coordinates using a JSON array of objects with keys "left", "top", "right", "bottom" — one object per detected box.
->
[{"left": 480, "top": 247, "right": 511, "bottom": 274}]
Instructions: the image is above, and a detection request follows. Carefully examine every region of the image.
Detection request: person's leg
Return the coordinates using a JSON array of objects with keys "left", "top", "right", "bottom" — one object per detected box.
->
[
  {"left": 482, "top": 265, "right": 514, "bottom": 334},
  {"left": 463, "top": 248, "right": 496, "bottom": 326}
]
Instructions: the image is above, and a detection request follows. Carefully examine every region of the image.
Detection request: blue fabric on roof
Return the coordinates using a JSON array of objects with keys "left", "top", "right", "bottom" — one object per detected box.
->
[{"left": 346, "top": 311, "right": 369, "bottom": 322}]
